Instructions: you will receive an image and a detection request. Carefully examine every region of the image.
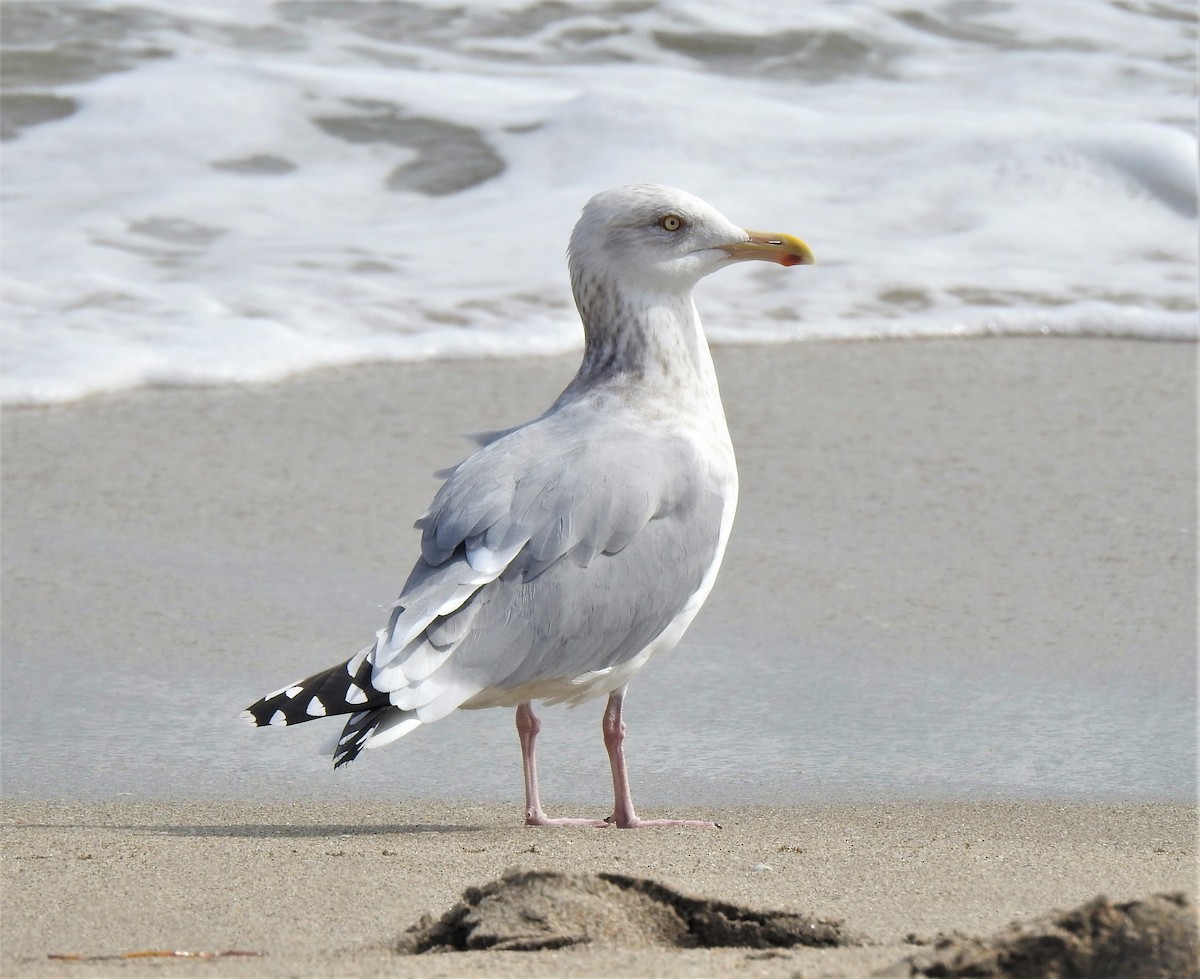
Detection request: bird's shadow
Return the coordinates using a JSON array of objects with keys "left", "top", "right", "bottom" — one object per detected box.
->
[{"left": 11, "top": 822, "right": 487, "bottom": 838}]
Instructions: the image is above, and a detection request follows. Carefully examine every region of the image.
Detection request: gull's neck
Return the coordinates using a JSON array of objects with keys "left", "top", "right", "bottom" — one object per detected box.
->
[{"left": 563, "top": 272, "right": 722, "bottom": 403}]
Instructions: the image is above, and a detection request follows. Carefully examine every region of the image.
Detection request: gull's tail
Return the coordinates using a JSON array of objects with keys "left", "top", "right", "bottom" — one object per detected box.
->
[{"left": 243, "top": 638, "right": 422, "bottom": 768}]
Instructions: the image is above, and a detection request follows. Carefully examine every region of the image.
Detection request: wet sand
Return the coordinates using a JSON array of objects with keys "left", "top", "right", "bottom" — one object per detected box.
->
[
  {"left": 1, "top": 337, "right": 1196, "bottom": 975},
  {"left": 2, "top": 337, "right": 1194, "bottom": 803}
]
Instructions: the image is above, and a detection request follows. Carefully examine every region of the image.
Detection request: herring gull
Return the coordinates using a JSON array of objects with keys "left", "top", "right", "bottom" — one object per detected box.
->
[{"left": 244, "top": 184, "right": 814, "bottom": 827}]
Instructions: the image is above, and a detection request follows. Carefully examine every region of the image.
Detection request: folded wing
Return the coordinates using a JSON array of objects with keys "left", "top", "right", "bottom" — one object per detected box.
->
[{"left": 246, "top": 404, "right": 727, "bottom": 768}]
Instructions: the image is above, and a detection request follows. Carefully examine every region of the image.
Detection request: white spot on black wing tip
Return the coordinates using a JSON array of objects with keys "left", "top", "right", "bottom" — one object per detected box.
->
[
  {"left": 306, "top": 696, "right": 326, "bottom": 717},
  {"left": 269, "top": 709, "right": 288, "bottom": 726},
  {"left": 346, "top": 683, "right": 368, "bottom": 705},
  {"left": 331, "top": 706, "right": 389, "bottom": 769},
  {"left": 284, "top": 685, "right": 303, "bottom": 698},
  {"left": 333, "top": 736, "right": 367, "bottom": 769}
]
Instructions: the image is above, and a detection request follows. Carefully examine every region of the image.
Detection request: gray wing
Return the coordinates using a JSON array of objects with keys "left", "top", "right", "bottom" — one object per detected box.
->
[{"left": 362, "top": 404, "right": 727, "bottom": 728}]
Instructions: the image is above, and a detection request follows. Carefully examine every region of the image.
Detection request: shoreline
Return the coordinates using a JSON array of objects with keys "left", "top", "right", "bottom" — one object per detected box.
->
[{"left": 5, "top": 329, "right": 1197, "bottom": 414}]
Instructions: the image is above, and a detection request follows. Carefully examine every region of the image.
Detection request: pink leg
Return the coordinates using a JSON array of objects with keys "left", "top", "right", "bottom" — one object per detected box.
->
[
  {"left": 515, "top": 702, "right": 608, "bottom": 827},
  {"left": 603, "top": 689, "right": 718, "bottom": 829}
]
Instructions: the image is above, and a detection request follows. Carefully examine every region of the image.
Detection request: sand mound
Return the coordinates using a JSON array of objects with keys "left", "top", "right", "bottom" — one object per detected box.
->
[
  {"left": 400, "top": 868, "right": 863, "bottom": 953},
  {"left": 892, "top": 892, "right": 1197, "bottom": 979},
  {"left": 402, "top": 871, "right": 1195, "bottom": 974}
]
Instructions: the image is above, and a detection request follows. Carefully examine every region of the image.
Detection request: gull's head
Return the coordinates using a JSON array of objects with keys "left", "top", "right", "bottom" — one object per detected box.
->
[{"left": 568, "top": 184, "right": 814, "bottom": 295}]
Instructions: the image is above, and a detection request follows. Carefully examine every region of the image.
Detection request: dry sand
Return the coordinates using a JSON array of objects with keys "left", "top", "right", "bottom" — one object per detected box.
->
[
  {"left": 2, "top": 337, "right": 1196, "bottom": 976},
  {"left": 2, "top": 799, "right": 1195, "bottom": 977}
]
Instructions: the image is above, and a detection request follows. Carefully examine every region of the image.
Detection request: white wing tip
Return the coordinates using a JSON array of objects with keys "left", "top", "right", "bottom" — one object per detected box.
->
[{"left": 572, "top": 667, "right": 613, "bottom": 685}]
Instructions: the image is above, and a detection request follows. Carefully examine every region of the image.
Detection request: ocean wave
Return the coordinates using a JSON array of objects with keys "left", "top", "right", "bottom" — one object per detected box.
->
[{"left": 2, "top": 0, "right": 1195, "bottom": 405}]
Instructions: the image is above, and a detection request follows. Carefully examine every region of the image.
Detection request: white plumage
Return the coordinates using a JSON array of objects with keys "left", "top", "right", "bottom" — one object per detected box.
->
[{"left": 245, "top": 185, "right": 813, "bottom": 827}]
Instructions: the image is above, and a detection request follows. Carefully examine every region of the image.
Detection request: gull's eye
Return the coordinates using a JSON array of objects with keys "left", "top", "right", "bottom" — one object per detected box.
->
[{"left": 658, "top": 214, "right": 684, "bottom": 232}]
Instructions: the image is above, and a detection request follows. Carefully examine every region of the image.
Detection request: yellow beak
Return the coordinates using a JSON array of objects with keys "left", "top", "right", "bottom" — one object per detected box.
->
[{"left": 721, "top": 230, "right": 815, "bottom": 268}]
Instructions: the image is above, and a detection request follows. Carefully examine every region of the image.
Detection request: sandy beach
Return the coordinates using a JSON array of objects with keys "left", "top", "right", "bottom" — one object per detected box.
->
[
  {"left": 2, "top": 337, "right": 1196, "bottom": 975},
  {"left": 3, "top": 0, "right": 1195, "bottom": 970},
  {"left": 0, "top": 798, "right": 1194, "bottom": 977}
]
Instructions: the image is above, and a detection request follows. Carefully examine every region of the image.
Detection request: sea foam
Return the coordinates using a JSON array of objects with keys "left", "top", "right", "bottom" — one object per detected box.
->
[{"left": 1, "top": 0, "right": 1195, "bottom": 404}]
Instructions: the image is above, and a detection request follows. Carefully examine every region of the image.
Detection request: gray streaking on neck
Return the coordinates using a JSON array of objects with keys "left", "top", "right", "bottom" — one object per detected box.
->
[
  {"left": 569, "top": 274, "right": 716, "bottom": 392},
  {"left": 562, "top": 185, "right": 750, "bottom": 405}
]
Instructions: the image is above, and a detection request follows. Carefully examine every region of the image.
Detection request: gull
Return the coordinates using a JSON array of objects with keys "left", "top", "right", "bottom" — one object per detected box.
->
[{"left": 244, "top": 184, "right": 813, "bottom": 827}]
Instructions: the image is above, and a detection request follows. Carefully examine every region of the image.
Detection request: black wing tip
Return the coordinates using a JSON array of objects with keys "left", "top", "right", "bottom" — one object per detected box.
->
[
  {"left": 242, "top": 689, "right": 305, "bottom": 728},
  {"left": 243, "top": 699, "right": 288, "bottom": 727},
  {"left": 332, "top": 738, "right": 366, "bottom": 769},
  {"left": 243, "top": 651, "right": 386, "bottom": 730},
  {"left": 330, "top": 707, "right": 391, "bottom": 768}
]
